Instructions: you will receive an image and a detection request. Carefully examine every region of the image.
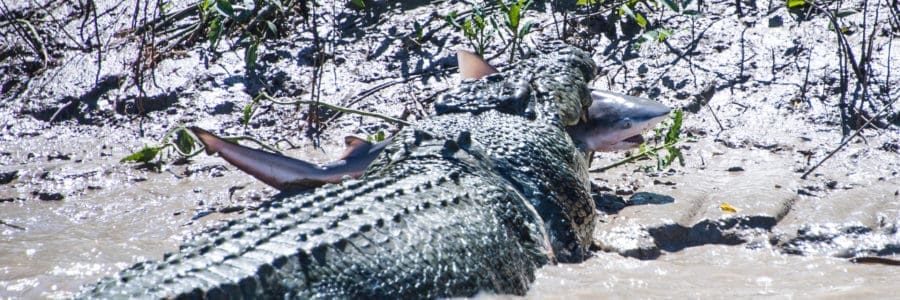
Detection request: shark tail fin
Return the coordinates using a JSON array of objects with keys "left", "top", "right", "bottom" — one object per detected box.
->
[{"left": 189, "top": 126, "right": 325, "bottom": 191}]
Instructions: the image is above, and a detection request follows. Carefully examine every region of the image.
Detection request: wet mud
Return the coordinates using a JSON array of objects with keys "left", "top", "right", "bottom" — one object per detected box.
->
[{"left": 1, "top": 0, "right": 898, "bottom": 298}]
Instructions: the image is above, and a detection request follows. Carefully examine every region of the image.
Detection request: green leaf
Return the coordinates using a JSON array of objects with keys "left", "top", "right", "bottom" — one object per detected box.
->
[
  {"left": 200, "top": 0, "right": 214, "bottom": 12},
  {"left": 215, "top": 0, "right": 234, "bottom": 17},
  {"left": 662, "top": 0, "right": 680, "bottom": 12},
  {"left": 463, "top": 19, "right": 476, "bottom": 38},
  {"left": 508, "top": 5, "right": 521, "bottom": 29},
  {"left": 121, "top": 146, "right": 162, "bottom": 163},
  {"left": 414, "top": 21, "right": 423, "bottom": 40},
  {"left": 349, "top": 0, "right": 365, "bottom": 9},
  {"left": 445, "top": 11, "right": 459, "bottom": 28},
  {"left": 367, "top": 131, "right": 386, "bottom": 142},
  {"left": 786, "top": 0, "right": 806, "bottom": 9},
  {"left": 634, "top": 12, "right": 647, "bottom": 28},
  {"left": 265, "top": 20, "right": 277, "bottom": 35},
  {"left": 620, "top": 4, "right": 647, "bottom": 28},
  {"left": 174, "top": 129, "right": 195, "bottom": 154},
  {"left": 242, "top": 103, "right": 254, "bottom": 125},
  {"left": 208, "top": 17, "right": 222, "bottom": 51},
  {"left": 665, "top": 108, "right": 683, "bottom": 144},
  {"left": 619, "top": 3, "right": 635, "bottom": 18},
  {"left": 644, "top": 28, "right": 673, "bottom": 42},
  {"left": 519, "top": 21, "right": 533, "bottom": 38},
  {"left": 577, "top": 0, "right": 601, "bottom": 4},
  {"left": 245, "top": 38, "right": 258, "bottom": 69}
]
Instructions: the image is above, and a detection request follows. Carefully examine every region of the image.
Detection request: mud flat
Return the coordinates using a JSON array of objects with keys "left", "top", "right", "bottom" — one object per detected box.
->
[{"left": 1, "top": 0, "right": 898, "bottom": 298}]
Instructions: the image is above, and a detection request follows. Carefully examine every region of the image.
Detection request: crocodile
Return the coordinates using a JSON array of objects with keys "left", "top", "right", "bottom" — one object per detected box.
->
[
  {"left": 78, "top": 42, "right": 649, "bottom": 298},
  {"left": 187, "top": 51, "right": 670, "bottom": 192}
]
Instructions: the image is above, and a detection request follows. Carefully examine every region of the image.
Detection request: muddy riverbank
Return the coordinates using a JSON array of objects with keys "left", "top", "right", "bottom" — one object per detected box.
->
[{"left": 2, "top": 0, "right": 898, "bottom": 298}]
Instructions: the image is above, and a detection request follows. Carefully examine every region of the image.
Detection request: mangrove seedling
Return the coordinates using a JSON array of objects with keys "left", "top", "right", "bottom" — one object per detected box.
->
[
  {"left": 446, "top": 5, "right": 495, "bottom": 56},
  {"left": 497, "top": 0, "right": 534, "bottom": 63}
]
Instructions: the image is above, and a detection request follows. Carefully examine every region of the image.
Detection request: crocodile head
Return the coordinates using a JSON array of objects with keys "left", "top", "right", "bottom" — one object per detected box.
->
[{"left": 458, "top": 50, "right": 670, "bottom": 152}]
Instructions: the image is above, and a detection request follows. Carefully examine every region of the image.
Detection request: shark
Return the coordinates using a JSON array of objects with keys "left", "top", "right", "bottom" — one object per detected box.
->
[{"left": 190, "top": 51, "right": 669, "bottom": 191}]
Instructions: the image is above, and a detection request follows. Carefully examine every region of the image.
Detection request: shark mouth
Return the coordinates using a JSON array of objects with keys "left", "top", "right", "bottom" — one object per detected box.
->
[{"left": 623, "top": 134, "right": 645, "bottom": 144}]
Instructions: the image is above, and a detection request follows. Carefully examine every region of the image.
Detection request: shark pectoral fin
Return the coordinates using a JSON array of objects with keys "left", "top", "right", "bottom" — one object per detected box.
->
[
  {"left": 457, "top": 50, "right": 498, "bottom": 79},
  {"left": 189, "top": 126, "right": 330, "bottom": 191},
  {"left": 340, "top": 136, "right": 374, "bottom": 160},
  {"left": 327, "top": 135, "right": 391, "bottom": 179}
]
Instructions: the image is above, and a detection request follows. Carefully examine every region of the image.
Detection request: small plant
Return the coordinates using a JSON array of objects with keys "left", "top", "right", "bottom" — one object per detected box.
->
[
  {"left": 121, "top": 126, "right": 285, "bottom": 167},
  {"left": 446, "top": 5, "right": 495, "bottom": 56},
  {"left": 607, "top": 0, "right": 700, "bottom": 49},
  {"left": 643, "top": 108, "right": 684, "bottom": 170},
  {"left": 349, "top": 0, "right": 365, "bottom": 9},
  {"left": 367, "top": 131, "right": 386, "bottom": 142},
  {"left": 121, "top": 127, "right": 202, "bottom": 166},
  {"left": 240, "top": 92, "right": 410, "bottom": 127},
  {"left": 497, "top": 0, "right": 534, "bottom": 63},
  {"left": 595, "top": 108, "right": 685, "bottom": 172}
]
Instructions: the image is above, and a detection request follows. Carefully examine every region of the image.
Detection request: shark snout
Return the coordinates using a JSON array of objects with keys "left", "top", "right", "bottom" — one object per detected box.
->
[{"left": 569, "top": 90, "right": 670, "bottom": 152}]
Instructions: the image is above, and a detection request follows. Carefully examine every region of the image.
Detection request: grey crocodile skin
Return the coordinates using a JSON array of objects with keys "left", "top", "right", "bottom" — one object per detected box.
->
[{"left": 77, "top": 42, "right": 597, "bottom": 299}]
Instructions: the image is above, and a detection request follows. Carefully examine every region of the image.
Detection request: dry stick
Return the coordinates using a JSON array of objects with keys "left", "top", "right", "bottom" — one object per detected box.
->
[
  {"left": 655, "top": 17, "right": 723, "bottom": 88},
  {"left": 260, "top": 93, "right": 411, "bottom": 126},
  {"left": 800, "top": 95, "right": 899, "bottom": 179},
  {"left": 886, "top": 22, "right": 893, "bottom": 102},
  {"left": 541, "top": 0, "right": 630, "bottom": 27},
  {"left": 132, "top": 4, "right": 199, "bottom": 35},
  {"left": 799, "top": 45, "right": 813, "bottom": 106},
  {"left": 701, "top": 86, "right": 725, "bottom": 132},
  {"left": 590, "top": 141, "right": 679, "bottom": 173},
  {"left": 91, "top": 0, "right": 102, "bottom": 84},
  {"left": 14, "top": 19, "right": 49, "bottom": 69},
  {"left": 325, "top": 68, "right": 456, "bottom": 124},
  {"left": 0, "top": 220, "right": 25, "bottom": 230},
  {"left": 862, "top": 0, "right": 881, "bottom": 113}
]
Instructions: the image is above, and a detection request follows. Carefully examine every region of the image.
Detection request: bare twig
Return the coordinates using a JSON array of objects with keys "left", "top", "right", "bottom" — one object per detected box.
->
[
  {"left": 590, "top": 141, "right": 679, "bottom": 173},
  {"left": 91, "top": 0, "right": 102, "bottom": 84},
  {"left": 259, "top": 93, "right": 411, "bottom": 126},
  {"left": 801, "top": 95, "right": 900, "bottom": 179},
  {"left": 14, "top": 18, "right": 49, "bottom": 69},
  {"left": 0, "top": 220, "right": 25, "bottom": 230}
]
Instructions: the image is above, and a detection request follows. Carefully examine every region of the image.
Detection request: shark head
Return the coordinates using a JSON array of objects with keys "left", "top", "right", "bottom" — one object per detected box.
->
[
  {"left": 457, "top": 49, "right": 670, "bottom": 153},
  {"left": 567, "top": 90, "right": 670, "bottom": 152}
]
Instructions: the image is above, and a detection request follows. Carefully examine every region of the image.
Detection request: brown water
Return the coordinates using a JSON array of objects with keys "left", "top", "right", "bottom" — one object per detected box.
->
[
  {"left": 2, "top": 119, "right": 898, "bottom": 298},
  {"left": 522, "top": 245, "right": 899, "bottom": 299}
]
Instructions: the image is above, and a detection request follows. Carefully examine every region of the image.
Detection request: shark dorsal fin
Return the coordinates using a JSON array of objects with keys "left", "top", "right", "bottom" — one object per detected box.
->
[
  {"left": 340, "top": 136, "right": 374, "bottom": 160},
  {"left": 457, "top": 50, "right": 498, "bottom": 79}
]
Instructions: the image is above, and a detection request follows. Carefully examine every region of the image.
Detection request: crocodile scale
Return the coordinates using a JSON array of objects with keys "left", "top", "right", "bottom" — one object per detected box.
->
[{"left": 78, "top": 42, "right": 597, "bottom": 299}]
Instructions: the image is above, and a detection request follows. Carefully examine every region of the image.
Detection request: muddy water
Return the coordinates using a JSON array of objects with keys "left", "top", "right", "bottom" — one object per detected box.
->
[
  {"left": 0, "top": 127, "right": 340, "bottom": 298},
  {"left": 2, "top": 121, "right": 898, "bottom": 298},
  {"left": 522, "top": 245, "right": 899, "bottom": 299}
]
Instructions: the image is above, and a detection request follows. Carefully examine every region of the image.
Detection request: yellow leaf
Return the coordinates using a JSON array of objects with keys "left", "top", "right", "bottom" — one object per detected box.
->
[{"left": 720, "top": 202, "right": 738, "bottom": 213}]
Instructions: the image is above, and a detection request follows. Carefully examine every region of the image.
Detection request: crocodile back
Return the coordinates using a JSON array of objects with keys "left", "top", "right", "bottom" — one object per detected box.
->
[{"left": 78, "top": 43, "right": 597, "bottom": 298}]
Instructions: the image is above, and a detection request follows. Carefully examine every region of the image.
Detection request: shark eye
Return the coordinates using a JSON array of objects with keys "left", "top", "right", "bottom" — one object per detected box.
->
[{"left": 620, "top": 120, "right": 632, "bottom": 129}]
